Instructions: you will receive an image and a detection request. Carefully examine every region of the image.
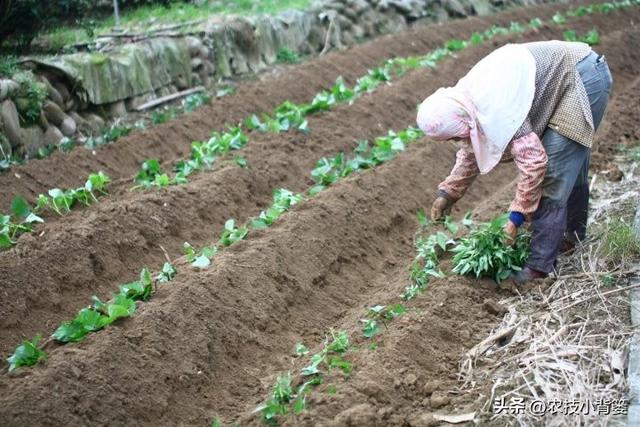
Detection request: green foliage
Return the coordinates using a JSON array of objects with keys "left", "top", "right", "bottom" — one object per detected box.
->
[
  {"left": 552, "top": 12, "right": 567, "bottom": 24},
  {"left": 173, "top": 127, "right": 248, "bottom": 182},
  {"left": 259, "top": 373, "right": 294, "bottom": 425},
  {"left": 451, "top": 215, "right": 530, "bottom": 282},
  {"left": 156, "top": 262, "right": 177, "bottom": 282},
  {"left": 563, "top": 29, "right": 600, "bottom": 45},
  {"left": 33, "top": 172, "right": 111, "bottom": 216},
  {"left": 134, "top": 159, "right": 171, "bottom": 188},
  {"left": 183, "top": 92, "right": 212, "bottom": 113},
  {"left": 597, "top": 217, "right": 640, "bottom": 266},
  {"left": 295, "top": 343, "right": 309, "bottom": 356},
  {"left": 0, "top": 55, "right": 19, "bottom": 77},
  {"left": 308, "top": 127, "right": 423, "bottom": 196},
  {"left": 250, "top": 188, "right": 303, "bottom": 230},
  {"left": 183, "top": 242, "right": 217, "bottom": 268},
  {"left": 509, "top": 22, "right": 525, "bottom": 33},
  {"left": 84, "top": 123, "right": 133, "bottom": 149},
  {"left": 0, "top": 196, "right": 44, "bottom": 248},
  {"left": 51, "top": 264, "right": 170, "bottom": 345},
  {"left": 276, "top": 47, "right": 300, "bottom": 63},
  {"left": 7, "top": 334, "right": 47, "bottom": 371},
  {"left": 219, "top": 219, "right": 248, "bottom": 247},
  {"left": 529, "top": 18, "right": 544, "bottom": 29},
  {"left": 360, "top": 318, "right": 379, "bottom": 338},
  {"left": 151, "top": 107, "right": 178, "bottom": 124},
  {"left": 12, "top": 71, "right": 47, "bottom": 125}
]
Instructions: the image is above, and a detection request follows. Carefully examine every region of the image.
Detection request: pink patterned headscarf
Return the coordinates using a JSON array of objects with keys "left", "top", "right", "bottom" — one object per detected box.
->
[
  {"left": 415, "top": 44, "right": 537, "bottom": 174},
  {"left": 416, "top": 87, "right": 474, "bottom": 141}
]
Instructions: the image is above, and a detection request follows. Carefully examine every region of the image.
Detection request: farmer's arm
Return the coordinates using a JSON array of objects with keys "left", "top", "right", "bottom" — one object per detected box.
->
[
  {"left": 438, "top": 143, "right": 480, "bottom": 200},
  {"left": 507, "top": 132, "right": 548, "bottom": 227},
  {"left": 431, "top": 144, "right": 479, "bottom": 220}
]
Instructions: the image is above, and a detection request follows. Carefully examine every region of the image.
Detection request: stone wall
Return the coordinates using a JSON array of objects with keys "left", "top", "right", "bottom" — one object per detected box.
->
[{"left": 0, "top": 0, "right": 557, "bottom": 159}]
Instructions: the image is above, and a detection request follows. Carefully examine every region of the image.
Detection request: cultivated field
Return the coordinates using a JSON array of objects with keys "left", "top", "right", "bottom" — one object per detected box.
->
[{"left": 1, "top": 1, "right": 640, "bottom": 425}]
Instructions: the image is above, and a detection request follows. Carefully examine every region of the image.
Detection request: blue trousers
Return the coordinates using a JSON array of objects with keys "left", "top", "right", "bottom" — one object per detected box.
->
[{"left": 526, "top": 51, "right": 613, "bottom": 273}]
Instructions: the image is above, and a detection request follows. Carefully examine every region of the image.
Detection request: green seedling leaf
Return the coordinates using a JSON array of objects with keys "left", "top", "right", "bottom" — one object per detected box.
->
[
  {"left": 327, "top": 329, "right": 349, "bottom": 354},
  {"left": 295, "top": 343, "right": 309, "bottom": 356},
  {"left": 368, "top": 305, "right": 385, "bottom": 314},
  {"left": 7, "top": 334, "right": 47, "bottom": 371},
  {"left": 107, "top": 294, "right": 137, "bottom": 321},
  {"left": 157, "top": 262, "right": 177, "bottom": 282},
  {"left": 0, "top": 232, "right": 13, "bottom": 248},
  {"left": 385, "top": 303, "right": 407, "bottom": 320},
  {"left": 451, "top": 214, "right": 530, "bottom": 282},
  {"left": 361, "top": 319, "right": 380, "bottom": 338},
  {"left": 192, "top": 254, "right": 211, "bottom": 268},
  {"left": 183, "top": 242, "right": 197, "bottom": 262},
  {"left": 462, "top": 212, "right": 473, "bottom": 228},
  {"left": 416, "top": 208, "right": 429, "bottom": 227},
  {"left": 328, "top": 355, "right": 352, "bottom": 375},
  {"left": 302, "top": 353, "right": 324, "bottom": 376},
  {"left": 52, "top": 320, "right": 88, "bottom": 342},
  {"left": 444, "top": 216, "right": 459, "bottom": 234},
  {"left": 552, "top": 12, "right": 566, "bottom": 24},
  {"left": 368, "top": 342, "right": 378, "bottom": 351},
  {"left": 234, "top": 155, "right": 247, "bottom": 168},
  {"left": 293, "top": 396, "right": 306, "bottom": 414},
  {"left": 219, "top": 219, "right": 248, "bottom": 247},
  {"left": 10, "top": 196, "right": 30, "bottom": 218},
  {"left": 529, "top": 18, "right": 543, "bottom": 28},
  {"left": 91, "top": 295, "right": 108, "bottom": 314}
]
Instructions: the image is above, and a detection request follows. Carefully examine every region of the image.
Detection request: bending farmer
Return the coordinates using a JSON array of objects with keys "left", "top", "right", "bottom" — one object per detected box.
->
[{"left": 416, "top": 40, "right": 612, "bottom": 284}]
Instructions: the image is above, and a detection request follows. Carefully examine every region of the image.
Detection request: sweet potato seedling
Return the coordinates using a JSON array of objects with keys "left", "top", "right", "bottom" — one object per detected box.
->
[
  {"left": 1, "top": 196, "right": 44, "bottom": 248},
  {"left": 6, "top": 334, "right": 47, "bottom": 371},
  {"left": 361, "top": 304, "right": 406, "bottom": 338},
  {"left": 251, "top": 189, "right": 303, "bottom": 230},
  {"left": 183, "top": 242, "right": 217, "bottom": 268},
  {"left": 451, "top": 215, "right": 530, "bottom": 282},
  {"left": 219, "top": 219, "right": 248, "bottom": 247},
  {"left": 156, "top": 262, "right": 177, "bottom": 282},
  {"left": 134, "top": 159, "right": 172, "bottom": 188}
]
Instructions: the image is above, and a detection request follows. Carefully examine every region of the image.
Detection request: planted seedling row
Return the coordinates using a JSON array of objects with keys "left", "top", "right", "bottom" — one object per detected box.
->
[
  {"left": 255, "top": 329, "right": 352, "bottom": 425},
  {"left": 181, "top": 125, "right": 426, "bottom": 271},
  {"left": 0, "top": 172, "right": 110, "bottom": 249},
  {"left": 4, "top": 121, "right": 420, "bottom": 372},
  {"left": 6, "top": 262, "right": 177, "bottom": 371},
  {"left": 131, "top": 11, "right": 577, "bottom": 190}
]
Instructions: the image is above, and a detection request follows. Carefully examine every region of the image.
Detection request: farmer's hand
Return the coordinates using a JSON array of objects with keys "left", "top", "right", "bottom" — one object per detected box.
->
[
  {"left": 431, "top": 197, "right": 453, "bottom": 221},
  {"left": 504, "top": 220, "right": 518, "bottom": 246}
]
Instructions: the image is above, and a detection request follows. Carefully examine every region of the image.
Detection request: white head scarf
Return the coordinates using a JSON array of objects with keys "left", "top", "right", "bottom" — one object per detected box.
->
[{"left": 417, "top": 44, "right": 536, "bottom": 174}]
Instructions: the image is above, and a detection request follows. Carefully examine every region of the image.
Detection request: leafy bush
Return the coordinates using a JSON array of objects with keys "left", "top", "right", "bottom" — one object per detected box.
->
[
  {"left": 451, "top": 215, "right": 530, "bottom": 282},
  {"left": 276, "top": 47, "right": 300, "bottom": 63},
  {"left": 12, "top": 71, "right": 47, "bottom": 125}
]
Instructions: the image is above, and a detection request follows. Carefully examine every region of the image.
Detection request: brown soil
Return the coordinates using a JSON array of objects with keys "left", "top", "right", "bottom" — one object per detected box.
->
[{"left": 1, "top": 3, "right": 639, "bottom": 426}]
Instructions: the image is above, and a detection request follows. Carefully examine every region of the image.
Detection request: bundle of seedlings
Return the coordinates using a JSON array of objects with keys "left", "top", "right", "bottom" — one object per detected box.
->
[{"left": 451, "top": 214, "right": 530, "bottom": 283}]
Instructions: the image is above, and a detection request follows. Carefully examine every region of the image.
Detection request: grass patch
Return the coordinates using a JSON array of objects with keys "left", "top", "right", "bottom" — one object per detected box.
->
[
  {"left": 0, "top": 55, "right": 20, "bottom": 77},
  {"left": 597, "top": 217, "right": 640, "bottom": 266}
]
